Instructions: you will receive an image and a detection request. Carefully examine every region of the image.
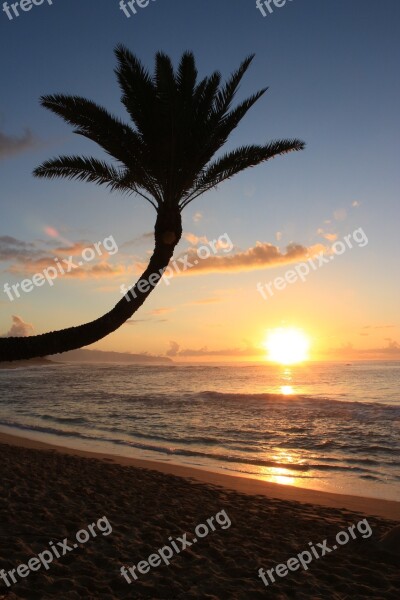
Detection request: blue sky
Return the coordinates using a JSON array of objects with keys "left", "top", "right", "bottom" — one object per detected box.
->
[{"left": 1, "top": 0, "right": 399, "bottom": 359}]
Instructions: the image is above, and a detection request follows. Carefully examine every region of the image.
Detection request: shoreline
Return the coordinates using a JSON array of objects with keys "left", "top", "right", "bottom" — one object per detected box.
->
[{"left": 1, "top": 430, "right": 399, "bottom": 521}]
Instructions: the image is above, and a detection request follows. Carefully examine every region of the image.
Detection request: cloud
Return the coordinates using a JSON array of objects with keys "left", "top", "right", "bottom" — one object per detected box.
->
[
  {"left": 1, "top": 232, "right": 326, "bottom": 287},
  {"left": 2, "top": 315, "right": 34, "bottom": 337},
  {"left": 352, "top": 201, "right": 361, "bottom": 208},
  {"left": 383, "top": 339, "right": 400, "bottom": 350},
  {"left": 181, "top": 241, "right": 324, "bottom": 275},
  {"left": 166, "top": 341, "right": 180, "bottom": 357},
  {"left": 88, "top": 262, "right": 126, "bottom": 277},
  {"left": 275, "top": 232, "right": 282, "bottom": 241},
  {"left": 53, "top": 242, "right": 94, "bottom": 256},
  {"left": 184, "top": 233, "right": 208, "bottom": 245},
  {"left": 326, "top": 338, "right": 400, "bottom": 359},
  {"left": 0, "top": 236, "right": 38, "bottom": 261},
  {"left": 0, "top": 128, "right": 38, "bottom": 160},
  {"left": 125, "top": 311, "right": 169, "bottom": 324},
  {"left": 1, "top": 235, "right": 127, "bottom": 281},
  {"left": 166, "top": 340, "right": 264, "bottom": 358},
  {"left": 334, "top": 208, "right": 347, "bottom": 221},
  {"left": 193, "top": 212, "right": 203, "bottom": 223},
  {"left": 7, "top": 256, "right": 127, "bottom": 279},
  {"left": 361, "top": 339, "right": 400, "bottom": 356},
  {"left": 317, "top": 228, "right": 337, "bottom": 242},
  {"left": 124, "top": 319, "right": 151, "bottom": 325},
  {"left": 362, "top": 325, "right": 395, "bottom": 330},
  {"left": 148, "top": 308, "right": 173, "bottom": 315}
]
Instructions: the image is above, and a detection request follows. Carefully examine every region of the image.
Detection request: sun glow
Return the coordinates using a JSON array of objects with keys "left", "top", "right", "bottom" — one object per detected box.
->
[
  {"left": 264, "top": 328, "right": 310, "bottom": 365},
  {"left": 280, "top": 385, "right": 294, "bottom": 395}
]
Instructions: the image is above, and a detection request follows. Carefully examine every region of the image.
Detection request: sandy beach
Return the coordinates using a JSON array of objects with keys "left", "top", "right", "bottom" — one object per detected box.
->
[{"left": 0, "top": 432, "right": 399, "bottom": 599}]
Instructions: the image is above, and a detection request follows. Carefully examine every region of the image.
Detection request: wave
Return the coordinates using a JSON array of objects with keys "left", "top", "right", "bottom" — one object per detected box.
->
[
  {"left": 0, "top": 419, "right": 388, "bottom": 478},
  {"left": 38, "top": 415, "right": 88, "bottom": 425},
  {"left": 195, "top": 390, "right": 400, "bottom": 411}
]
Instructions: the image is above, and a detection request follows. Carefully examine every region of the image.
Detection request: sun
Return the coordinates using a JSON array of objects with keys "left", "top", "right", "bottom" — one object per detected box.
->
[{"left": 264, "top": 328, "right": 310, "bottom": 365}]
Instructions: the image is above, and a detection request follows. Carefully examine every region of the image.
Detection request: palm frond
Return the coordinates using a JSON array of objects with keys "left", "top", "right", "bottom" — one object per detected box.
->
[
  {"left": 40, "top": 94, "right": 141, "bottom": 163},
  {"left": 155, "top": 51, "right": 176, "bottom": 98},
  {"left": 184, "top": 88, "right": 269, "bottom": 183},
  {"left": 180, "top": 140, "right": 305, "bottom": 208},
  {"left": 212, "top": 54, "right": 256, "bottom": 116},
  {"left": 40, "top": 94, "right": 161, "bottom": 205},
  {"left": 114, "top": 44, "right": 157, "bottom": 138},
  {"left": 194, "top": 72, "right": 222, "bottom": 119},
  {"left": 33, "top": 155, "right": 155, "bottom": 206},
  {"left": 176, "top": 52, "right": 197, "bottom": 100},
  {"left": 217, "top": 89, "right": 268, "bottom": 140}
]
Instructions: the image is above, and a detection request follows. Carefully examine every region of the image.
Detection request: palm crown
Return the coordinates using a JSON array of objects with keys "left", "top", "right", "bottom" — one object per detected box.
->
[{"left": 34, "top": 47, "right": 304, "bottom": 212}]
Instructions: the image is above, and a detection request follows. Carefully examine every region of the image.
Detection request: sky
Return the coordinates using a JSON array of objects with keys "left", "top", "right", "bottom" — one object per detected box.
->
[{"left": 1, "top": 0, "right": 399, "bottom": 361}]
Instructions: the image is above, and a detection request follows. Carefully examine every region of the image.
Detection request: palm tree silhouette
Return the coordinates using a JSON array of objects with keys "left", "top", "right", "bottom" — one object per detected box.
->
[{"left": 0, "top": 47, "right": 305, "bottom": 362}]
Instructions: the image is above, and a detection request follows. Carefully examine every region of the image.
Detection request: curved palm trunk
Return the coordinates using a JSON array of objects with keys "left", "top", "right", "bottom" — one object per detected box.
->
[{"left": 0, "top": 208, "right": 182, "bottom": 362}]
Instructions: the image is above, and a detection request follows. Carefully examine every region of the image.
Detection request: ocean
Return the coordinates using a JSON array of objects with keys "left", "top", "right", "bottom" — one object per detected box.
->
[{"left": 0, "top": 361, "right": 399, "bottom": 501}]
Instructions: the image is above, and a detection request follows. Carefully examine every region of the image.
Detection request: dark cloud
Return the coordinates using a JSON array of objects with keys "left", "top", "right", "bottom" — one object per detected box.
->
[
  {"left": 1, "top": 236, "right": 125, "bottom": 280},
  {"left": 0, "top": 236, "right": 37, "bottom": 261},
  {"left": 0, "top": 128, "right": 38, "bottom": 160},
  {"left": 166, "top": 341, "right": 180, "bottom": 357}
]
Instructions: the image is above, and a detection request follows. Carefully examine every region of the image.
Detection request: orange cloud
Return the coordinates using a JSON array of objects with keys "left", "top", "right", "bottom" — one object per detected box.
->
[
  {"left": 148, "top": 307, "right": 174, "bottom": 315},
  {"left": 181, "top": 241, "right": 325, "bottom": 275},
  {"left": 7, "top": 257, "right": 126, "bottom": 280},
  {"left": 184, "top": 233, "right": 208, "bottom": 245},
  {"left": 317, "top": 228, "right": 337, "bottom": 241},
  {"left": 54, "top": 242, "right": 93, "bottom": 256}
]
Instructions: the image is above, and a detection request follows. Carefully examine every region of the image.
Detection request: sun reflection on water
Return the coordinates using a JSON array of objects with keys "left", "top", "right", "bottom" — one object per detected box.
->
[
  {"left": 253, "top": 449, "right": 306, "bottom": 487},
  {"left": 271, "top": 470, "right": 296, "bottom": 486}
]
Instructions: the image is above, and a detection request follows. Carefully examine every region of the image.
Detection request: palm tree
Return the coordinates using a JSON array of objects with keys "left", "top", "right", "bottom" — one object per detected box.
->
[{"left": 0, "top": 47, "right": 305, "bottom": 362}]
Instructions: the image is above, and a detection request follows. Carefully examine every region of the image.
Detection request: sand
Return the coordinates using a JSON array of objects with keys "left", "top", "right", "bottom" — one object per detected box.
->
[{"left": 0, "top": 432, "right": 399, "bottom": 599}]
